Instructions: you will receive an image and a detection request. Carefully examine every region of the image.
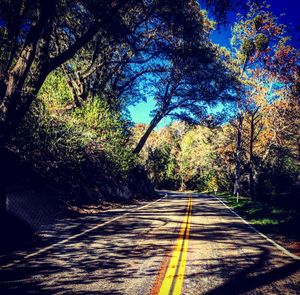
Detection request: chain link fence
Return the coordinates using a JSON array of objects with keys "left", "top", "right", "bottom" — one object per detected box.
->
[{"left": 7, "top": 186, "right": 64, "bottom": 231}]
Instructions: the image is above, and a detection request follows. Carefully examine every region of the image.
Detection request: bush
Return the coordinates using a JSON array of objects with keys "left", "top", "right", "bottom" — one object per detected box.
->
[{"left": 10, "top": 71, "right": 153, "bottom": 204}]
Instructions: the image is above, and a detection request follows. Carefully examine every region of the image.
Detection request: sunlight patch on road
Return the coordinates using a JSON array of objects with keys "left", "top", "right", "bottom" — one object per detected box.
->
[{"left": 1, "top": 195, "right": 167, "bottom": 269}]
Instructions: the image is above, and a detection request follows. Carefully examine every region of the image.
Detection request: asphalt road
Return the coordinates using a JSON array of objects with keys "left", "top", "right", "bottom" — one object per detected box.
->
[{"left": 0, "top": 192, "right": 299, "bottom": 294}]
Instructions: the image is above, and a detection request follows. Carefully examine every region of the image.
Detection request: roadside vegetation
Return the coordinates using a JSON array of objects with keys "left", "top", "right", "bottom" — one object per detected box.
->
[
  {"left": 212, "top": 191, "right": 300, "bottom": 254},
  {"left": 215, "top": 192, "right": 297, "bottom": 227}
]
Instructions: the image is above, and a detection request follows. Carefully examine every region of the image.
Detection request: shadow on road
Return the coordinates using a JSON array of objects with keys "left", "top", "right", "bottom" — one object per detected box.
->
[{"left": 0, "top": 193, "right": 299, "bottom": 294}]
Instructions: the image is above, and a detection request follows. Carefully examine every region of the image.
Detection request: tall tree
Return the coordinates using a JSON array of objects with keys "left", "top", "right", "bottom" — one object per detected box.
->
[
  {"left": 133, "top": 9, "right": 238, "bottom": 154},
  {"left": 230, "top": 1, "right": 299, "bottom": 199}
]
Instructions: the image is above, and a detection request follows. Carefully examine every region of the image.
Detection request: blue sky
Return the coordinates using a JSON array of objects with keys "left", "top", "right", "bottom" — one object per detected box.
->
[
  {"left": 129, "top": 0, "right": 300, "bottom": 128},
  {"left": 128, "top": 97, "right": 173, "bottom": 129}
]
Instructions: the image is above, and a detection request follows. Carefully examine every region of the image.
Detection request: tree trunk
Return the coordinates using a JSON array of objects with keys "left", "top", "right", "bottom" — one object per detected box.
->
[
  {"left": 64, "top": 68, "right": 89, "bottom": 107},
  {"left": 249, "top": 114, "right": 255, "bottom": 201},
  {"left": 0, "top": 1, "right": 55, "bottom": 145},
  {"left": 297, "top": 137, "right": 300, "bottom": 161},
  {"left": 0, "top": 146, "right": 7, "bottom": 214},
  {"left": 180, "top": 176, "right": 186, "bottom": 192},
  {"left": 133, "top": 113, "right": 164, "bottom": 154},
  {"left": 234, "top": 55, "right": 247, "bottom": 197},
  {"left": 234, "top": 113, "right": 243, "bottom": 197}
]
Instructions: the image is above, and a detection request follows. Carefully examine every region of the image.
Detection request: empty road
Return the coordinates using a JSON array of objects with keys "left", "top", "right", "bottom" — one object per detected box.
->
[{"left": 0, "top": 192, "right": 299, "bottom": 294}]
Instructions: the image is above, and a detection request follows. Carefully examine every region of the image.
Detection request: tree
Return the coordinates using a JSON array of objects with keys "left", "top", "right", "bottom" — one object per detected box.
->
[
  {"left": 230, "top": 1, "right": 299, "bottom": 199},
  {"left": 133, "top": 11, "right": 238, "bottom": 154},
  {"left": 178, "top": 126, "right": 217, "bottom": 191}
]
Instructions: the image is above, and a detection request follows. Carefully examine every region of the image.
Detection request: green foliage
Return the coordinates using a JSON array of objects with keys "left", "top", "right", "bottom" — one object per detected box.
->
[
  {"left": 146, "top": 144, "right": 178, "bottom": 188},
  {"left": 70, "top": 99, "right": 135, "bottom": 172},
  {"left": 241, "top": 39, "right": 255, "bottom": 57},
  {"left": 256, "top": 147, "right": 300, "bottom": 205},
  {"left": 207, "top": 175, "right": 218, "bottom": 192},
  {"left": 134, "top": 123, "right": 227, "bottom": 192},
  {"left": 254, "top": 33, "right": 269, "bottom": 51},
  {"left": 215, "top": 192, "right": 297, "bottom": 228},
  {"left": 11, "top": 71, "right": 137, "bottom": 201},
  {"left": 134, "top": 107, "right": 299, "bottom": 207},
  {"left": 38, "top": 71, "right": 73, "bottom": 107},
  {"left": 12, "top": 97, "right": 86, "bottom": 189},
  {"left": 253, "top": 15, "right": 263, "bottom": 30}
]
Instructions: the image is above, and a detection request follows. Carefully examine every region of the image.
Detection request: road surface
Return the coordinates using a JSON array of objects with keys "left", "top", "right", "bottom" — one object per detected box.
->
[{"left": 0, "top": 192, "right": 299, "bottom": 294}]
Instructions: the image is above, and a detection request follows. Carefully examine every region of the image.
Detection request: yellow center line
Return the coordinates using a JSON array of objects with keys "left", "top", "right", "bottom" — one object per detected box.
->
[{"left": 158, "top": 197, "right": 192, "bottom": 295}]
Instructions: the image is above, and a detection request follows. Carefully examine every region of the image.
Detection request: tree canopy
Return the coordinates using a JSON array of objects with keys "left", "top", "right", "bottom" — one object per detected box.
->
[{"left": 0, "top": 0, "right": 299, "bottom": 216}]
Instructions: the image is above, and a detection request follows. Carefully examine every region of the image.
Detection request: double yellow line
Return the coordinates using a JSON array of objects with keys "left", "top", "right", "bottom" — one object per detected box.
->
[{"left": 158, "top": 197, "right": 192, "bottom": 295}]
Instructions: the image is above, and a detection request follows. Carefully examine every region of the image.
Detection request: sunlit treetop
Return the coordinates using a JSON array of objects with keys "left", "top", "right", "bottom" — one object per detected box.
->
[{"left": 230, "top": 1, "right": 299, "bottom": 85}]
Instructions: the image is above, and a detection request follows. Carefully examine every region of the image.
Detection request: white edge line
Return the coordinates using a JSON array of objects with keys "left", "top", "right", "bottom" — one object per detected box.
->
[
  {"left": 211, "top": 194, "right": 300, "bottom": 260},
  {"left": 2, "top": 195, "right": 167, "bottom": 269}
]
